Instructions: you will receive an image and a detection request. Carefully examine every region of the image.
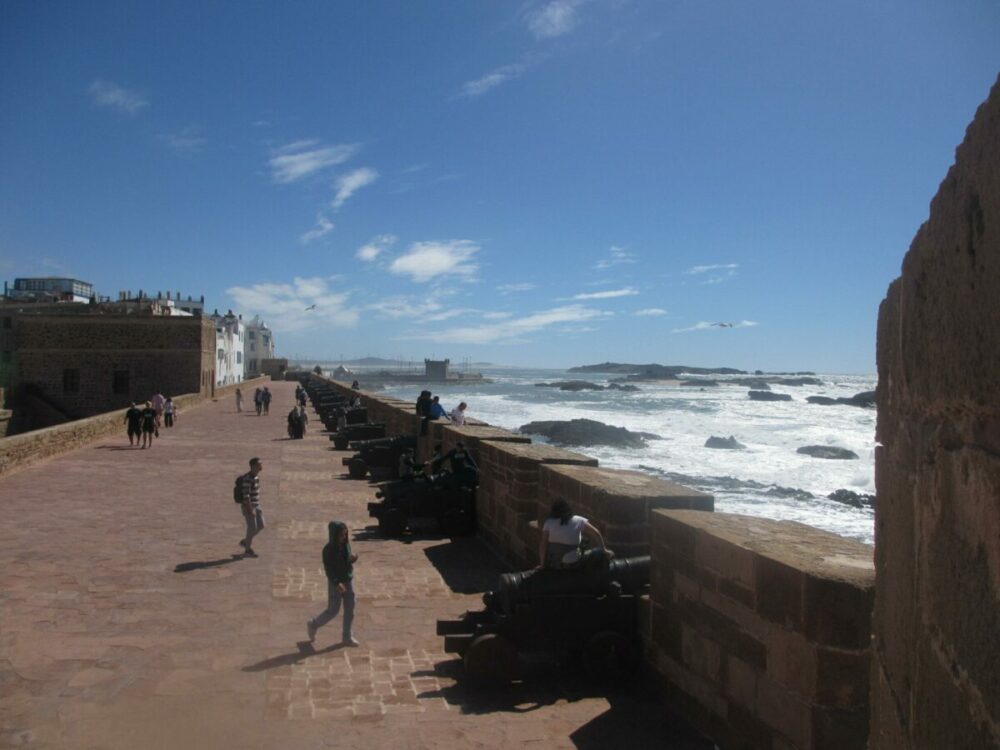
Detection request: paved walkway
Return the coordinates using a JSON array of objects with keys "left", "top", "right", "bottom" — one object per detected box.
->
[{"left": 0, "top": 382, "right": 711, "bottom": 749}]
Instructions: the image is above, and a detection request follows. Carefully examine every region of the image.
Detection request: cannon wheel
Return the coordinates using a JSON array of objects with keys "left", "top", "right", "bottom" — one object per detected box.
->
[
  {"left": 333, "top": 435, "right": 350, "bottom": 451},
  {"left": 463, "top": 633, "right": 518, "bottom": 685},
  {"left": 378, "top": 508, "right": 407, "bottom": 537},
  {"left": 347, "top": 458, "right": 368, "bottom": 479},
  {"left": 582, "top": 630, "right": 638, "bottom": 682},
  {"left": 440, "top": 507, "right": 474, "bottom": 537}
]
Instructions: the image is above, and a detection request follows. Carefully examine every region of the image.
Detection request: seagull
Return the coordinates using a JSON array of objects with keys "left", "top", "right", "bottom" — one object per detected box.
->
[
  {"left": 711, "top": 322, "right": 734, "bottom": 328},
  {"left": 304, "top": 304, "right": 317, "bottom": 311}
]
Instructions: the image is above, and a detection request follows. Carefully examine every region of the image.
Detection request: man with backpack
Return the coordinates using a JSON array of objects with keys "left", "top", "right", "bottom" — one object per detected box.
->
[{"left": 235, "top": 457, "right": 265, "bottom": 556}]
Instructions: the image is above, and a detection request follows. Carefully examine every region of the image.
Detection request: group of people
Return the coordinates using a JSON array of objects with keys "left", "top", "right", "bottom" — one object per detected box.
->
[
  {"left": 123, "top": 391, "right": 177, "bottom": 448},
  {"left": 415, "top": 391, "right": 467, "bottom": 434},
  {"left": 234, "top": 386, "right": 273, "bottom": 415}
]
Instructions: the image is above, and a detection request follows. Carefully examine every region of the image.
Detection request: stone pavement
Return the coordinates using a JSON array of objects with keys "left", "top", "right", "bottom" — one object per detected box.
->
[{"left": 0, "top": 382, "right": 712, "bottom": 749}]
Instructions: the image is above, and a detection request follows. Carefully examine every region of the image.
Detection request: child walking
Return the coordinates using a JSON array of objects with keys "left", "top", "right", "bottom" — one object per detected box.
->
[{"left": 307, "top": 521, "right": 359, "bottom": 646}]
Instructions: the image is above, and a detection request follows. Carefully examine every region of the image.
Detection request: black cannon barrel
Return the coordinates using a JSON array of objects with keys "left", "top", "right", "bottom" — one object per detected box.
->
[{"left": 495, "top": 555, "right": 650, "bottom": 614}]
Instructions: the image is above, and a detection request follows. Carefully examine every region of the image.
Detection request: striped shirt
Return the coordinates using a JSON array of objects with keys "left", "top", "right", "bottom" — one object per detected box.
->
[{"left": 241, "top": 472, "right": 261, "bottom": 509}]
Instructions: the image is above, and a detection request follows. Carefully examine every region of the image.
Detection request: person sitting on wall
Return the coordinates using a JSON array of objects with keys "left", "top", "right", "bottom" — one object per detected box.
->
[
  {"left": 351, "top": 380, "right": 360, "bottom": 390},
  {"left": 449, "top": 401, "right": 467, "bottom": 426},
  {"left": 429, "top": 395, "right": 448, "bottom": 421},
  {"left": 415, "top": 390, "right": 432, "bottom": 436},
  {"left": 426, "top": 441, "right": 478, "bottom": 486},
  {"left": 537, "top": 500, "right": 614, "bottom": 570}
]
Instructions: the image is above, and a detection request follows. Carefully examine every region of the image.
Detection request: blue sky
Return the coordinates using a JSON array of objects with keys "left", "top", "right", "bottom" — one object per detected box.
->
[{"left": 2, "top": 1, "right": 998, "bottom": 372}]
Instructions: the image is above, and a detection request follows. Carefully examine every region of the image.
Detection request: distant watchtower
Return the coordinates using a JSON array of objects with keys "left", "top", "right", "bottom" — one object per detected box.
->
[{"left": 424, "top": 358, "right": 450, "bottom": 380}]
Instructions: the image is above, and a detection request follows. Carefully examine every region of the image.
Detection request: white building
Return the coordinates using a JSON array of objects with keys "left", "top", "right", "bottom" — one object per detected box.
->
[
  {"left": 244, "top": 315, "right": 275, "bottom": 377},
  {"left": 209, "top": 310, "right": 245, "bottom": 386}
]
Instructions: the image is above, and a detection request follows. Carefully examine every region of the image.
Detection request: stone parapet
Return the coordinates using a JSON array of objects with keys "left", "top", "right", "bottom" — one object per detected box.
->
[
  {"left": 0, "top": 375, "right": 268, "bottom": 478},
  {"left": 647, "top": 510, "right": 874, "bottom": 750},
  {"left": 540, "top": 464, "right": 714, "bottom": 559}
]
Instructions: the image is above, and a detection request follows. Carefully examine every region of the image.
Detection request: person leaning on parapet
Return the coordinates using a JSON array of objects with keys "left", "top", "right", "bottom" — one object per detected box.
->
[
  {"left": 254, "top": 387, "right": 263, "bottom": 416},
  {"left": 428, "top": 440, "right": 478, "bottom": 478},
  {"left": 139, "top": 401, "right": 157, "bottom": 449},
  {"left": 449, "top": 402, "right": 467, "bottom": 426},
  {"left": 261, "top": 386, "right": 272, "bottom": 415},
  {"left": 124, "top": 401, "right": 143, "bottom": 446},
  {"left": 415, "top": 390, "right": 432, "bottom": 435},
  {"left": 537, "top": 500, "right": 613, "bottom": 570},
  {"left": 235, "top": 387, "right": 244, "bottom": 413},
  {"left": 307, "top": 521, "right": 359, "bottom": 646},
  {"left": 429, "top": 395, "right": 448, "bottom": 421},
  {"left": 238, "top": 457, "right": 265, "bottom": 556}
]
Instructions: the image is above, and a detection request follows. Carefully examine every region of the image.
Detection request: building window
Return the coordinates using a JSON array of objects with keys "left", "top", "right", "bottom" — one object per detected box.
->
[
  {"left": 63, "top": 368, "right": 80, "bottom": 393},
  {"left": 248, "top": 331, "right": 255, "bottom": 340},
  {"left": 250, "top": 342, "right": 255, "bottom": 352},
  {"left": 113, "top": 370, "right": 129, "bottom": 394},
  {"left": 236, "top": 352, "right": 242, "bottom": 364}
]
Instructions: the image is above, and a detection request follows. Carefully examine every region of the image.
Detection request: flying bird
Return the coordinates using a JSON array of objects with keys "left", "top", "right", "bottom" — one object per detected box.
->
[{"left": 304, "top": 304, "right": 317, "bottom": 311}]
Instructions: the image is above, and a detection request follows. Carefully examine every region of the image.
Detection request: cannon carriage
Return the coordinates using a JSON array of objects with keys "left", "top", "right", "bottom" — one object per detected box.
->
[
  {"left": 367, "top": 469, "right": 478, "bottom": 537},
  {"left": 342, "top": 435, "right": 417, "bottom": 479},
  {"left": 328, "top": 421, "right": 386, "bottom": 450},
  {"left": 436, "top": 556, "right": 649, "bottom": 684}
]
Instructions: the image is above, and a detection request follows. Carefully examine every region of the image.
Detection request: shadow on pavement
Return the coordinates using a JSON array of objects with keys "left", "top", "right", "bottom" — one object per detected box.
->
[
  {"left": 423, "top": 537, "right": 505, "bottom": 594},
  {"left": 173, "top": 554, "right": 246, "bottom": 572},
  {"left": 569, "top": 690, "right": 714, "bottom": 749},
  {"left": 242, "top": 641, "right": 346, "bottom": 672},
  {"left": 93, "top": 445, "right": 139, "bottom": 451}
]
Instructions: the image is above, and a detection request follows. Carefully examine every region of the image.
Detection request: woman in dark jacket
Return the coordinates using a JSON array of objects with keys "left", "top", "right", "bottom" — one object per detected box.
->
[{"left": 306, "top": 521, "right": 359, "bottom": 645}]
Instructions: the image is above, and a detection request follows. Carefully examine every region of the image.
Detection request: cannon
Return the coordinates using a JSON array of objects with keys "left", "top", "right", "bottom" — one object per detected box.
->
[
  {"left": 436, "top": 556, "right": 649, "bottom": 684},
  {"left": 367, "top": 470, "right": 478, "bottom": 537},
  {"left": 342, "top": 435, "right": 417, "bottom": 480},
  {"left": 329, "top": 421, "right": 386, "bottom": 450}
]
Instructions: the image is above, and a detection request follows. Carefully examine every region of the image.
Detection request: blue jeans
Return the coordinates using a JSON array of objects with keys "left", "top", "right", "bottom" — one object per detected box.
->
[{"left": 310, "top": 580, "right": 355, "bottom": 640}]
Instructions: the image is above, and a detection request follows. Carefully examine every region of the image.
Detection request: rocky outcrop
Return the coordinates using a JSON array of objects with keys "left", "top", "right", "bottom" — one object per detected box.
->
[
  {"left": 828, "top": 489, "right": 876, "bottom": 509},
  {"left": 748, "top": 390, "right": 792, "bottom": 402},
  {"left": 797, "top": 445, "right": 859, "bottom": 460},
  {"left": 680, "top": 379, "right": 718, "bottom": 387},
  {"left": 806, "top": 391, "right": 876, "bottom": 408},
  {"left": 518, "top": 419, "right": 659, "bottom": 448},
  {"left": 534, "top": 381, "right": 604, "bottom": 391},
  {"left": 606, "top": 383, "right": 640, "bottom": 392},
  {"left": 704, "top": 435, "right": 746, "bottom": 450}
]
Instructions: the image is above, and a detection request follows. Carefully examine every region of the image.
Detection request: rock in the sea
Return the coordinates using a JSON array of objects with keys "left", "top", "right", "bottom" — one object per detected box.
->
[
  {"left": 806, "top": 391, "right": 876, "bottom": 408},
  {"left": 680, "top": 379, "right": 719, "bottom": 387},
  {"left": 533, "top": 380, "right": 605, "bottom": 391},
  {"left": 518, "top": 419, "right": 657, "bottom": 448},
  {"left": 748, "top": 390, "right": 793, "bottom": 401},
  {"left": 797, "top": 445, "right": 859, "bottom": 460},
  {"left": 607, "top": 383, "right": 640, "bottom": 392},
  {"left": 828, "top": 489, "right": 876, "bottom": 509},
  {"left": 705, "top": 435, "right": 746, "bottom": 450},
  {"left": 777, "top": 376, "right": 823, "bottom": 386}
]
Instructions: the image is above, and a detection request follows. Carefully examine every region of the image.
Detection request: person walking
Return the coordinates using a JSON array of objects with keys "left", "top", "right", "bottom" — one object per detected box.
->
[
  {"left": 235, "top": 387, "right": 244, "bottom": 413},
  {"left": 254, "top": 388, "right": 263, "bottom": 416},
  {"left": 140, "top": 401, "right": 157, "bottom": 449},
  {"left": 163, "top": 397, "right": 177, "bottom": 428},
  {"left": 238, "top": 457, "right": 265, "bottom": 556},
  {"left": 151, "top": 391, "right": 165, "bottom": 432},
  {"left": 261, "top": 387, "right": 272, "bottom": 415},
  {"left": 307, "top": 521, "right": 359, "bottom": 646},
  {"left": 124, "top": 402, "right": 142, "bottom": 446}
]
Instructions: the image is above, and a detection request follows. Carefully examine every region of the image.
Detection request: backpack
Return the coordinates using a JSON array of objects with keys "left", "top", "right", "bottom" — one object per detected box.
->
[{"left": 233, "top": 474, "right": 245, "bottom": 504}]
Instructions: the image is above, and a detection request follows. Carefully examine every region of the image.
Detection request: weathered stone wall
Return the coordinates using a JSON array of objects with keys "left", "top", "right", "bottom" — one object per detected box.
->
[
  {"left": 14, "top": 315, "right": 216, "bottom": 418},
  {"left": 0, "top": 375, "right": 268, "bottom": 478},
  {"left": 648, "top": 510, "right": 874, "bottom": 750},
  {"left": 872, "top": 76, "right": 1000, "bottom": 749}
]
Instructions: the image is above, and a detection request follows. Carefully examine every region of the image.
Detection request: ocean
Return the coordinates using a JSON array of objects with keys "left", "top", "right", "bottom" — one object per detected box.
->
[{"left": 366, "top": 367, "right": 877, "bottom": 546}]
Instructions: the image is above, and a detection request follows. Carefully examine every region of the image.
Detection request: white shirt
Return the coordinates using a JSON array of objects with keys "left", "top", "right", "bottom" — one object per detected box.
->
[
  {"left": 543, "top": 515, "right": 587, "bottom": 546},
  {"left": 450, "top": 407, "right": 465, "bottom": 426}
]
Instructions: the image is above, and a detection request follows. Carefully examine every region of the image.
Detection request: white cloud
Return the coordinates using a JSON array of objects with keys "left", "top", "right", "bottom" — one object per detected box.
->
[
  {"left": 458, "top": 63, "right": 528, "bottom": 97},
  {"left": 269, "top": 140, "right": 360, "bottom": 184},
  {"left": 497, "top": 282, "right": 536, "bottom": 294},
  {"left": 408, "top": 305, "right": 608, "bottom": 344},
  {"left": 299, "top": 215, "right": 334, "bottom": 244},
  {"left": 332, "top": 167, "right": 378, "bottom": 209},
  {"left": 672, "top": 320, "right": 759, "bottom": 333},
  {"left": 227, "top": 276, "right": 358, "bottom": 333},
  {"left": 594, "top": 245, "right": 637, "bottom": 269},
  {"left": 685, "top": 262, "right": 739, "bottom": 285},
  {"left": 482, "top": 311, "right": 513, "bottom": 320},
  {"left": 422, "top": 308, "right": 477, "bottom": 323},
  {"left": 525, "top": 0, "right": 584, "bottom": 39},
  {"left": 389, "top": 240, "right": 480, "bottom": 283},
  {"left": 158, "top": 126, "right": 206, "bottom": 153},
  {"left": 571, "top": 287, "right": 639, "bottom": 300},
  {"left": 367, "top": 296, "right": 443, "bottom": 320},
  {"left": 635, "top": 308, "right": 667, "bottom": 317},
  {"left": 356, "top": 234, "right": 397, "bottom": 262},
  {"left": 89, "top": 80, "right": 149, "bottom": 115}
]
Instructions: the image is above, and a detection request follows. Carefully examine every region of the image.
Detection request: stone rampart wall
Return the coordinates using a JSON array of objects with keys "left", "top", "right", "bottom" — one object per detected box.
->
[
  {"left": 312, "top": 375, "right": 876, "bottom": 749},
  {"left": 0, "top": 375, "right": 269, "bottom": 478},
  {"left": 872, "top": 76, "right": 1000, "bottom": 749}
]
